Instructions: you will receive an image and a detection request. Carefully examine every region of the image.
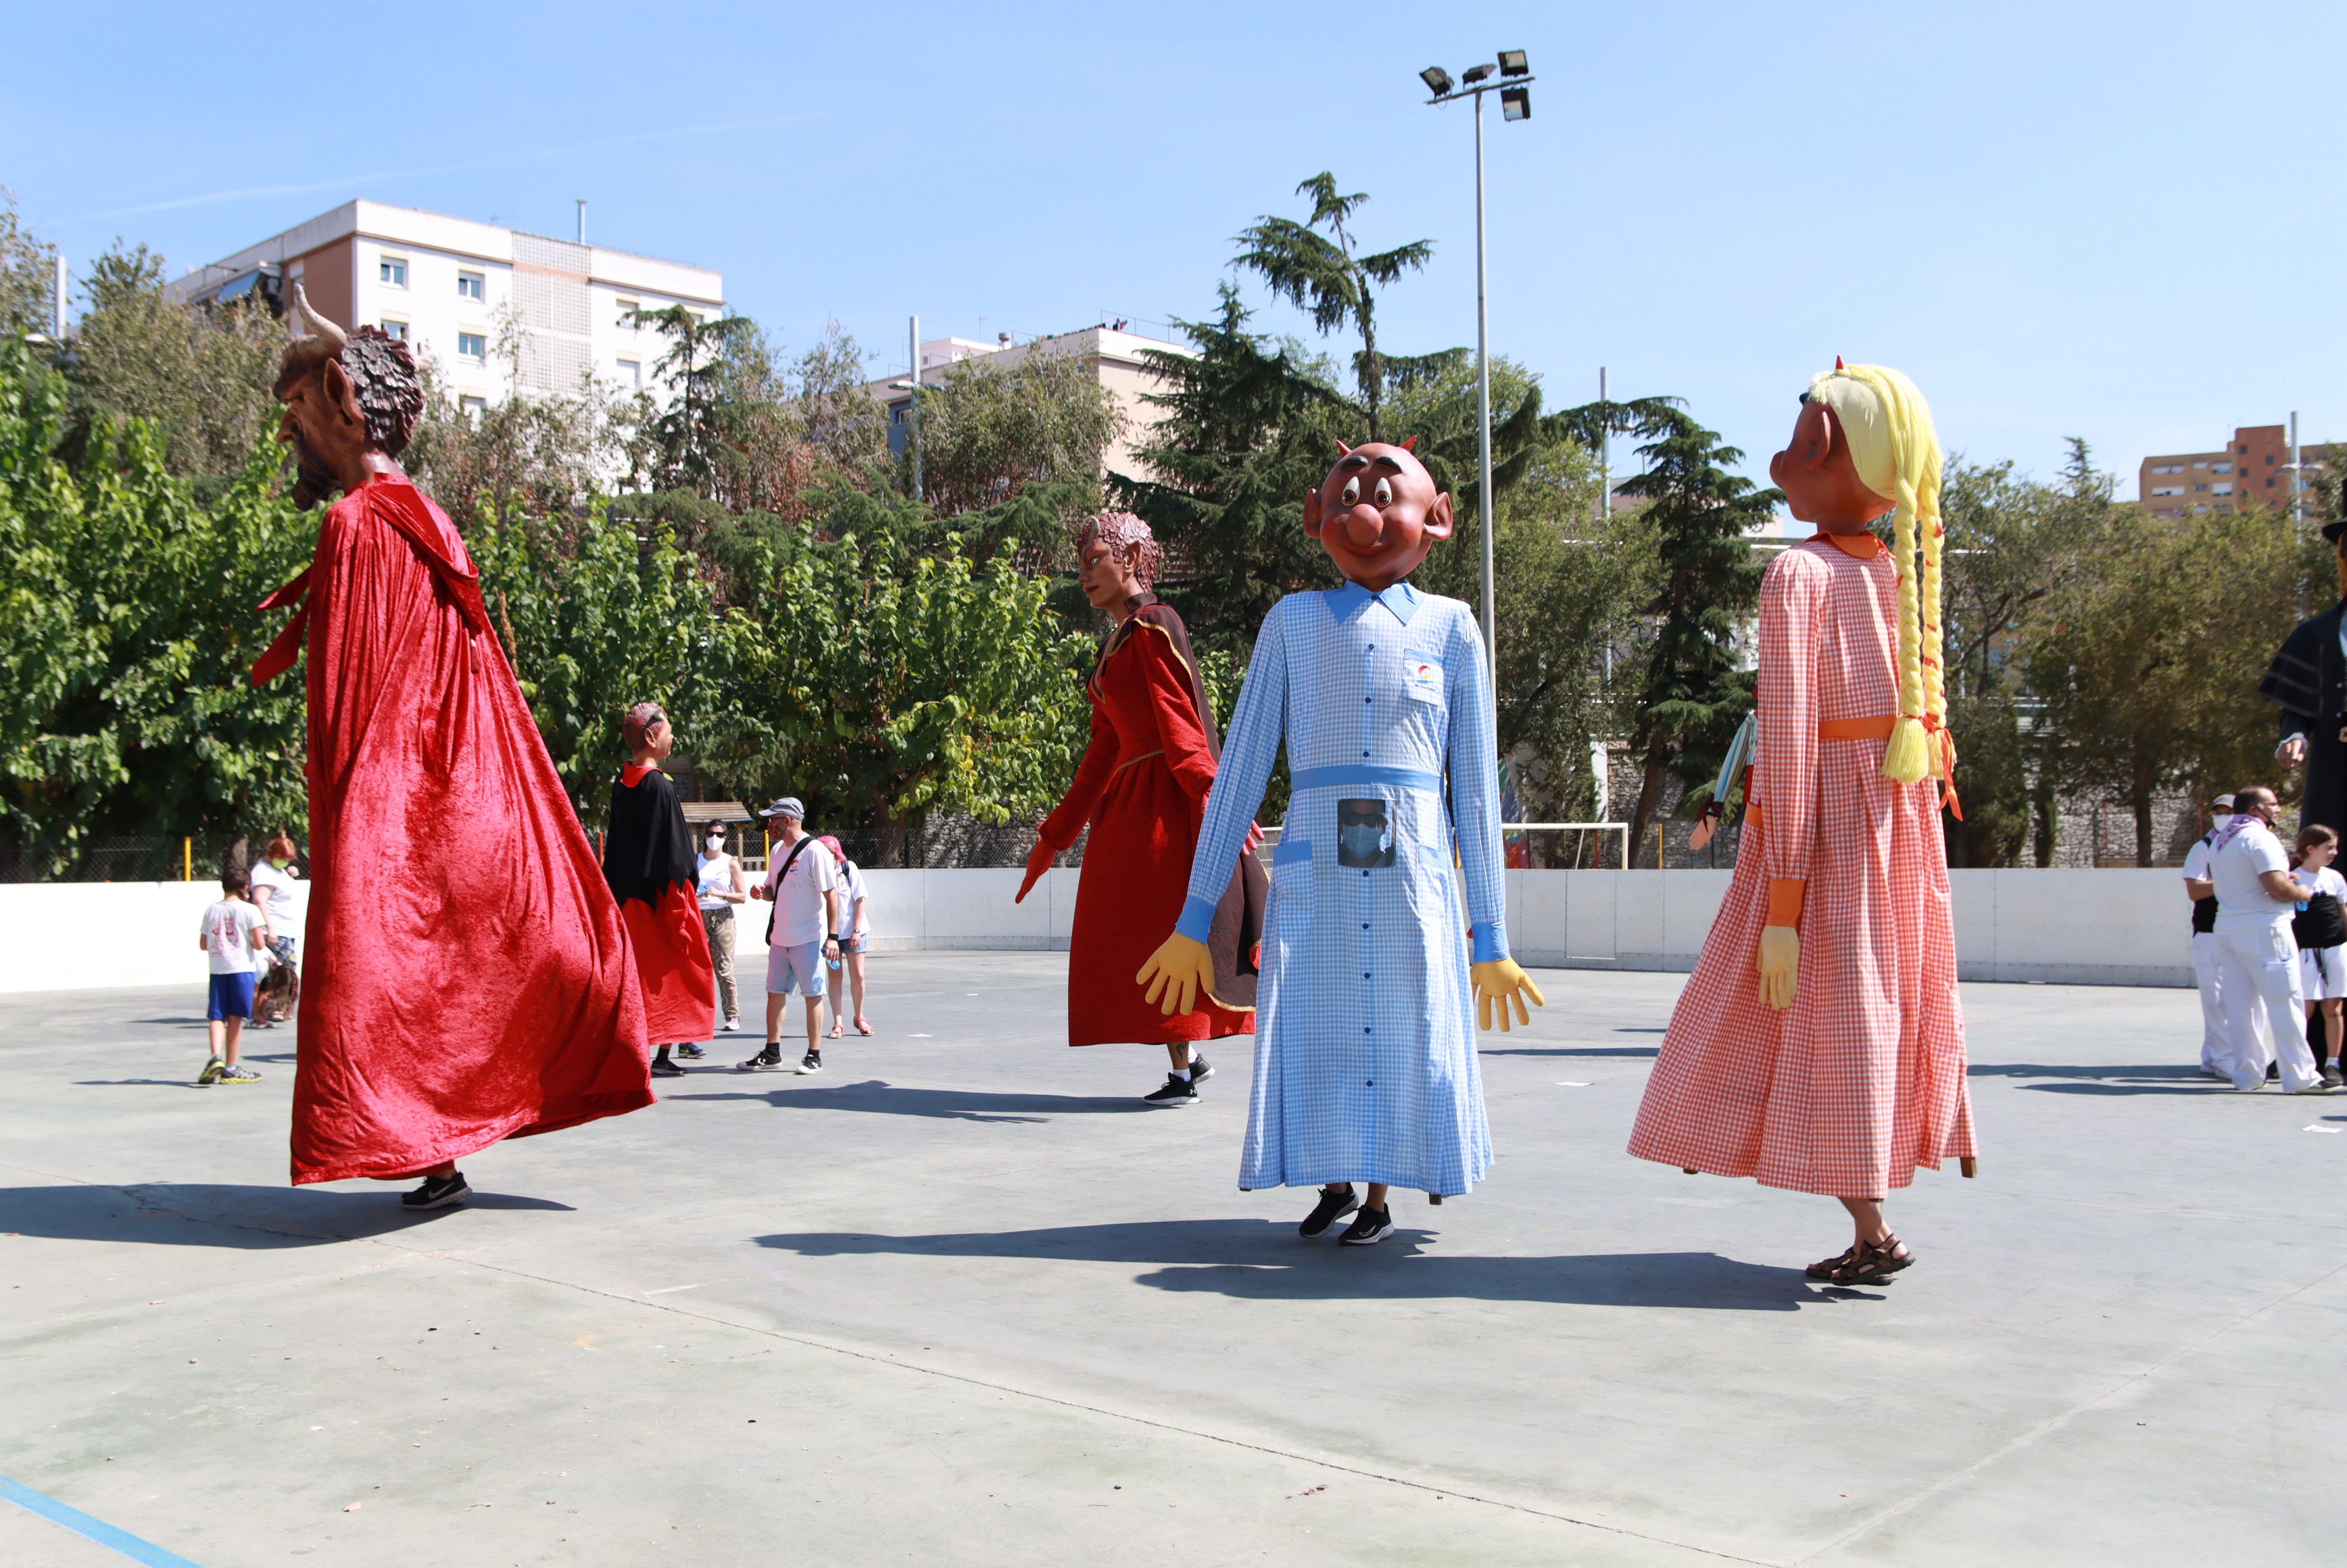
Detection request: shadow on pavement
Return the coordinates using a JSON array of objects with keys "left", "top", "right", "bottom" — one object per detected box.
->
[
  {"left": 0, "top": 1183, "right": 571, "bottom": 1248},
  {"left": 1478, "top": 1046, "right": 1658, "bottom": 1058},
  {"left": 668, "top": 1079, "right": 1147, "bottom": 1123},
  {"left": 1972, "top": 1062, "right": 2231, "bottom": 1096},
  {"left": 756, "top": 1220, "right": 1824, "bottom": 1308}
]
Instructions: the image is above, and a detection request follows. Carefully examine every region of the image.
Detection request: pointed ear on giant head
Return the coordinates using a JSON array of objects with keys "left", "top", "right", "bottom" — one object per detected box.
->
[
  {"left": 1424, "top": 489, "right": 1455, "bottom": 541},
  {"left": 318, "top": 358, "right": 364, "bottom": 432},
  {"left": 1303, "top": 481, "right": 1325, "bottom": 537}
]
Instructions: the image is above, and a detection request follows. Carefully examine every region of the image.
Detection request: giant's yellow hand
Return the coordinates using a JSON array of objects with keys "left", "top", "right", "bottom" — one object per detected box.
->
[
  {"left": 1472, "top": 959, "right": 1547, "bottom": 1033},
  {"left": 1137, "top": 932, "right": 1215, "bottom": 1017},
  {"left": 1756, "top": 925, "right": 1799, "bottom": 1010}
]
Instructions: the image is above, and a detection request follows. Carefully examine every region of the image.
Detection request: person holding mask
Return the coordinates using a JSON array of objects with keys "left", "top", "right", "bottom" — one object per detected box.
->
[
  {"left": 698, "top": 825, "right": 749, "bottom": 1035},
  {"left": 2208, "top": 787, "right": 2329, "bottom": 1094}
]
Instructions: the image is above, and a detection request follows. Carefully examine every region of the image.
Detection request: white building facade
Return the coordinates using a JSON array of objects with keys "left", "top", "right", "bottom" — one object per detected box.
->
[{"left": 168, "top": 201, "right": 724, "bottom": 418}]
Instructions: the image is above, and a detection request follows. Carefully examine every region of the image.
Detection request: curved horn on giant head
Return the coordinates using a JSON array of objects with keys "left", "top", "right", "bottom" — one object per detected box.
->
[{"left": 286, "top": 280, "right": 348, "bottom": 363}]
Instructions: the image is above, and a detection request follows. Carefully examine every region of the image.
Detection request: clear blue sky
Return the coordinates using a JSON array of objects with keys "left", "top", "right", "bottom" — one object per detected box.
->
[{"left": 6, "top": 1, "right": 2341, "bottom": 502}]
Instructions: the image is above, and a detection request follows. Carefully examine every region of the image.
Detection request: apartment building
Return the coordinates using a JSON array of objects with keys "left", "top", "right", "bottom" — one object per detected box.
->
[
  {"left": 166, "top": 201, "right": 724, "bottom": 420},
  {"left": 873, "top": 324, "right": 1197, "bottom": 483},
  {"left": 2139, "top": 424, "right": 2334, "bottom": 519}
]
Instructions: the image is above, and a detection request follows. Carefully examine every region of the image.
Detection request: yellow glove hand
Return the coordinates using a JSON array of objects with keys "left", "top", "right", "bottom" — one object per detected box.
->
[
  {"left": 1756, "top": 925, "right": 1799, "bottom": 1010},
  {"left": 1472, "top": 958, "right": 1547, "bottom": 1033},
  {"left": 1136, "top": 932, "right": 1215, "bottom": 1018}
]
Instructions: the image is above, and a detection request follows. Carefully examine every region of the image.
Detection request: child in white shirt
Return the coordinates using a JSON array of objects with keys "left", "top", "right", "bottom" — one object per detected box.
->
[
  {"left": 197, "top": 868, "right": 268, "bottom": 1085},
  {"left": 2293, "top": 825, "right": 2347, "bottom": 1087}
]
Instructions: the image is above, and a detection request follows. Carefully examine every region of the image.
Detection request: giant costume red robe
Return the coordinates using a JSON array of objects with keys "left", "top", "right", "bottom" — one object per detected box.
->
[
  {"left": 605, "top": 763, "right": 716, "bottom": 1046},
  {"left": 254, "top": 472, "right": 652, "bottom": 1183},
  {"left": 1034, "top": 599, "right": 1260, "bottom": 1046},
  {"left": 1628, "top": 532, "right": 1975, "bottom": 1195}
]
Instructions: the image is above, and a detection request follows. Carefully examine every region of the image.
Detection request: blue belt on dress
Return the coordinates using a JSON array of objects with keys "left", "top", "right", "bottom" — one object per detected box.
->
[{"left": 1290, "top": 764, "right": 1443, "bottom": 793}]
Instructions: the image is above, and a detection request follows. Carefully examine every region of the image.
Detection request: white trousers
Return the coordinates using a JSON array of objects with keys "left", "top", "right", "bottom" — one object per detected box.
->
[
  {"left": 2191, "top": 930, "right": 2227, "bottom": 1073},
  {"left": 2214, "top": 923, "right": 2318, "bottom": 1092}
]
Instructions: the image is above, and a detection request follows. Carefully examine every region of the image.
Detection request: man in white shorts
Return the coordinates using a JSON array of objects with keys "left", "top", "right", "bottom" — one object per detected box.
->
[
  {"left": 2208, "top": 787, "right": 2327, "bottom": 1094},
  {"left": 2181, "top": 795, "right": 2231, "bottom": 1079},
  {"left": 738, "top": 798, "right": 841, "bottom": 1075}
]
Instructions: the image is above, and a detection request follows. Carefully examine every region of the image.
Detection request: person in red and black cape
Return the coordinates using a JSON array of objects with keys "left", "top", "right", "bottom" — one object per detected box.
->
[
  {"left": 253, "top": 285, "right": 652, "bottom": 1211},
  {"left": 604, "top": 702, "right": 716, "bottom": 1077},
  {"left": 1017, "top": 511, "right": 1267, "bottom": 1104}
]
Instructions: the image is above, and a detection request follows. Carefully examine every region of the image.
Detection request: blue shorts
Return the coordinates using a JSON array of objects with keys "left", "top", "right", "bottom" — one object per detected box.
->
[
  {"left": 767, "top": 939, "right": 824, "bottom": 996},
  {"left": 207, "top": 971, "right": 256, "bottom": 1021}
]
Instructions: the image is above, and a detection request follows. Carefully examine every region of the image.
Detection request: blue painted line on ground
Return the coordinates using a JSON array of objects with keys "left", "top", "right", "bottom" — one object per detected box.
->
[{"left": 0, "top": 1475, "right": 205, "bottom": 1567}]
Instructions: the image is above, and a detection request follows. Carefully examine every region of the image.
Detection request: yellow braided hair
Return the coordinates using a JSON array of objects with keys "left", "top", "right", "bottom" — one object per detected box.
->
[{"left": 1806, "top": 364, "right": 1945, "bottom": 787}]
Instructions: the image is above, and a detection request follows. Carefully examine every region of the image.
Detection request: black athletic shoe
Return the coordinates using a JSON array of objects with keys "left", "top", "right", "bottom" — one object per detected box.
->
[
  {"left": 737, "top": 1046, "right": 785, "bottom": 1071},
  {"left": 650, "top": 1056, "right": 685, "bottom": 1078},
  {"left": 1338, "top": 1206, "right": 1395, "bottom": 1246},
  {"left": 1188, "top": 1054, "right": 1215, "bottom": 1084},
  {"left": 1142, "top": 1073, "right": 1199, "bottom": 1106},
  {"left": 675, "top": 1043, "right": 707, "bottom": 1060},
  {"left": 1298, "top": 1183, "right": 1359, "bottom": 1238},
  {"left": 401, "top": 1172, "right": 470, "bottom": 1211},
  {"left": 798, "top": 1049, "right": 823, "bottom": 1075}
]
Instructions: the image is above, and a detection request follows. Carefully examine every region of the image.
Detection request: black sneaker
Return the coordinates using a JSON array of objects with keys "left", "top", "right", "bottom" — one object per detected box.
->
[
  {"left": 1142, "top": 1073, "right": 1198, "bottom": 1106},
  {"left": 1298, "top": 1183, "right": 1359, "bottom": 1238},
  {"left": 1338, "top": 1206, "right": 1395, "bottom": 1246},
  {"left": 401, "top": 1172, "right": 470, "bottom": 1211},
  {"left": 675, "top": 1043, "right": 707, "bottom": 1060},
  {"left": 650, "top": 1056, "right": 685, "bottom": 1078},
  {"left": 2326, "top": 1064, "right": 2345, "bottom": 1089},
  {"left": 1188, "top": 1054, "right": 1215, "bottom": 1084},
  {"left": 798, "top": 1049, "right": 823, "bottom": 1075},
  {"left": 737, "top": 1046, "right": 785, "bottom": 1071}
]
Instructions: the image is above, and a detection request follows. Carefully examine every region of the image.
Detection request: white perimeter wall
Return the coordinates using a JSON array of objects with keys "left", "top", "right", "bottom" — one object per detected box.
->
[{"left": 0, "top": 868, "right": 2190, "bottom": 996}]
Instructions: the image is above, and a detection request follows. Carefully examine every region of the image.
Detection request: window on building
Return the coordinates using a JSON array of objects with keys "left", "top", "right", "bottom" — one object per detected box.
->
[
  {"left": 2240, "top": 444, "right": 2250, "bottom": 454},
  {"left": 2212, "top": 482, "right": 2233, "bottom": 495},
  {"left": 2192, "top": 460, "right": 2208, "bottom": 469},
  {"left": 616, "top": 297, "right": 641, "bottom": 327},
  {"left": 616, "top": 358, "right": 642, "bottom": 387},
  {"left": 457, "top": 270, "right": 485, "bottom": 301},
  {"left": 380, "top": 318, "right": 408, "bottom": 341},
  {"left": 2212, "top": 463, "right": 2232, "bottom": 472},
  {"left": 459, "top": 395, "right": 487, "bottom": 428},
  {"left": 2152, "top": 485, "right": 2186, "bottom": 497},
  {"left": 379, "top": 255, "right": 408, "bottom": 288},
  {"left": 2269, "top": 476, "right": 2278, "bottom": 487},
  {"left": 2267, "top": 454, "right": 2277, "bottom": 464},
  {"left": 457, "top": 332, "right": 487, "bottom": 362}
]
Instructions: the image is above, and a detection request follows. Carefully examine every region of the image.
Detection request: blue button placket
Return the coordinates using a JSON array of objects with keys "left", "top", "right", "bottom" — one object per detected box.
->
[{"left": 1358, "top": 630, "right": 1378, "bottom": 1165}]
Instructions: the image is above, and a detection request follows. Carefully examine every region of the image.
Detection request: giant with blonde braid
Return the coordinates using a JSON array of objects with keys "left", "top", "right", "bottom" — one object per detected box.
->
[{"left": 1803, "top": 364, "right": 1947, "bottom": 786}]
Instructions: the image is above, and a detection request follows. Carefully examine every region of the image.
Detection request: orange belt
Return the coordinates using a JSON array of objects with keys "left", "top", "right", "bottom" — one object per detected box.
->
[{"left": 1818, "top": 714, "right": 1897, "bottom": 740}]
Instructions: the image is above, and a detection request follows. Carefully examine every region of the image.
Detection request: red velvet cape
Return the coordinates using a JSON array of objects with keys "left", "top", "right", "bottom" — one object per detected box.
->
[
  {"left": 1035, "top": 602, "right": 1255, "bottom": 1046},
  {"left": 256, "top": 472, "right": 652, "bottom": 1183}
]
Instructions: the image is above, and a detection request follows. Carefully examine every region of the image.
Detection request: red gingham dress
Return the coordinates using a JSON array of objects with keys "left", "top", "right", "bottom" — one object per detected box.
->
[{"left": 1627, "top": 535, "right": 1975, "bottom": 1196}]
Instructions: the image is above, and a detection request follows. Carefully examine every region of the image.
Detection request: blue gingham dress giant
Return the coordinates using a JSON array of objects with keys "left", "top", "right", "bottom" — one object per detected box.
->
[{"left": 1176, "top": 581, "right": 1509, "bottom": 1196}]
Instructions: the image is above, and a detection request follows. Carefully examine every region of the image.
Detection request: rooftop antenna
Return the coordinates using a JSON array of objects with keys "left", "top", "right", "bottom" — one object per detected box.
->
[{"left": 575, "top": 199, "right": 587, "bottom": 246}]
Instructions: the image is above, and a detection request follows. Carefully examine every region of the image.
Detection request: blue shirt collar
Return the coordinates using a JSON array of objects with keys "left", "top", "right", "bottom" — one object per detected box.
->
[{"left": 1327, "top": 579, "right": 1421, "bottom": 626}]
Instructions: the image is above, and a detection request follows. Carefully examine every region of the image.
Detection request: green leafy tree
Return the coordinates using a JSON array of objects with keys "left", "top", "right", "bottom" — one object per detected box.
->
[
  {"left": 1614, "top": 411, "right": 1775, "bottom": 864},
  {"left": 0, "top": 341, "right": 312, "bottom": 875},
  {"left": 913, "top": 348, "right": 1121, "bottom": 532},
  {"left": 712, "top": 527, "right": 1093, "bottom": 865},
  {"left": 0, "top": 191, "right": 59, "bottom": 339},
  {"left": 466, "top": 499, "right": 720, "bottom": 827},
  {"left": 1233, "top": 174, "right": 1432, "bottom": 441}
]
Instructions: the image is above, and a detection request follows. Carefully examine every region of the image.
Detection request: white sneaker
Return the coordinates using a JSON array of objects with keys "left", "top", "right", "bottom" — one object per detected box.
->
[{"left": 723, "top": 1016, "right": 742, "bottom": 1034}]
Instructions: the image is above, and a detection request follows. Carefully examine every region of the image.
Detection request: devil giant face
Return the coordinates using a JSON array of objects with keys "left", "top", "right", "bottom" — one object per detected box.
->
[{"left": 1301, "top": 441, "right": 1455, "bottom": 591}]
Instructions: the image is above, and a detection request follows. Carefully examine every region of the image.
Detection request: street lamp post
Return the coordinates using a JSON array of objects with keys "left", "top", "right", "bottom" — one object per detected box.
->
[{"left": 1421, "top": 51, "right": 1533, "bottom": 686}]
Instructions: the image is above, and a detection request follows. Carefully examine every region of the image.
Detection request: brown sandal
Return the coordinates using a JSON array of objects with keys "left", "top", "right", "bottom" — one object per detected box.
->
[
  {"left": 1806, "top": 1244, "right": 1859, "bottom": 1280},
  {"left": 1829, "top": 1235, "right": 1914, "bottom": 1285}
]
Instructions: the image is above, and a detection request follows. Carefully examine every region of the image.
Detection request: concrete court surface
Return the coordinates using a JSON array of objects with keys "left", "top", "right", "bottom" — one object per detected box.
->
[{"left": 1, "top": 957, "right": 2341, "bottom": 1568}]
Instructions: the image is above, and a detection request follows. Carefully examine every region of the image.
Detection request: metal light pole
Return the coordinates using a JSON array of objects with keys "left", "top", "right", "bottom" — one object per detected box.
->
[
  {"left": 1422, "top": 52, "right": 1533, "bottom": 685},
  {"left": 908, "top": 315, "right": 922, "bottom": 501}
]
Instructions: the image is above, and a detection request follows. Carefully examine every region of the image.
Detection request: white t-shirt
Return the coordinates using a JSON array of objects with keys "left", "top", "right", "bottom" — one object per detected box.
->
[
  {"left": 2212, "top": 820, "right": 2292, "bottom": 929},
  {"left": 2181, "top": 838, "right": 2212, "bottom": 885},
  {"left": 247, "top": 860, "right": 301, "bottom": 933},
  {"left": 836, "top": 860, "right": 867, "bottom": 934},
  {"left": 201, "top": 899, "right": 266, "bottom": 975},
  {"left": 2299, "top": 865, "right": 2347, "bottom": 907},
  {"left": 764, "top": 835, "right": 839, "bottom": 946},
  {"left": 696, "top": 851, "right": 738, "bottom": 911}
]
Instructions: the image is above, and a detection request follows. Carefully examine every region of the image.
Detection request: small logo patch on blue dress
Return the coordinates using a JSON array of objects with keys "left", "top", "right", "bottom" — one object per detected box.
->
[{"left": 1403, "top": 656, "right": 1443, "bottom": 703}]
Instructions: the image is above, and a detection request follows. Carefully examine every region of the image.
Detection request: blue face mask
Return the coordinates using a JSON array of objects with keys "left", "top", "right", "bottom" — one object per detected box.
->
[{"left": 1340, "top": 824, "right": 1387, "bottom": 862}]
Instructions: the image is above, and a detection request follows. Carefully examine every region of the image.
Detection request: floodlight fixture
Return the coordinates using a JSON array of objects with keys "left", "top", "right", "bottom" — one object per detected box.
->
[
  {"left": 1420, "top": 65, "right": 1453, "bottom": 97},
  {"left": 1501, "top": 87, "right": 1530, "bottom": 121},
  {"left": 1461, "top": 62, "right": 1495, "bottom": 85},
  {"left": 1498, "top": 49, "right": 1529, "bottom": 77}
]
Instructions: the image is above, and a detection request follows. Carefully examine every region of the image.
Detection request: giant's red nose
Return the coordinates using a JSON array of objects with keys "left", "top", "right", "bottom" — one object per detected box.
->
[{"left": 1341, "top": 504, "right": 1384, "bottom": 550}]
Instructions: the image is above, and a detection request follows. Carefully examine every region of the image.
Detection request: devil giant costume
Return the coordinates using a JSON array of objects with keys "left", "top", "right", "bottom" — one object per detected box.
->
[
  {"left": 255, "top": 291, "right": 651, "bottom": 1185},
  {"left": 2259, "top": 519, "right": 2347, "bottom": 840}
]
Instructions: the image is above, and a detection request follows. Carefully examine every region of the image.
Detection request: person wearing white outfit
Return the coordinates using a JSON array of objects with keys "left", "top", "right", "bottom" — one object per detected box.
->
[
  {"left": 2208, "top": 788, "right": 2328, "bottom": 1095},
  {"left": 2181, "top": 795, "right": 2231, "bottom": 1081},
  {"left": 2290, "top": 824, "right": 2347, "bottom": 1087}
]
